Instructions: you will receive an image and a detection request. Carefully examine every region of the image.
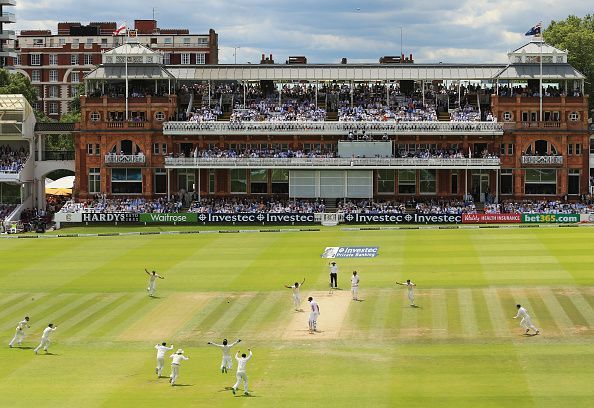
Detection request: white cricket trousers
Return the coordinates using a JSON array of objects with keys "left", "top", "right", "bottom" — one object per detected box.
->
[
  {"left": 233, "top": 371, "right": 248, "bottom": 392},
  {"left": 293, "top": 294, "right": 301, "bottom": 309},
  {"left": 221, "top": 355, "right": 233, "bottom": 370},
  {"left": 34, "top": 338, "right": 50, "bottom": 353},
  {"left": 170, "top": 364, "right": 180, "bottom": 385},
  {"left": 408, "top": 291, "right": 415, "bottom": 305},
  {"left": 148, "top": 281, "right": 156, "bottom": 296},
  {"left": 521, "top": 317, "right": 538, "bottom": 332},
  {"left": 9, "top": 329, "right": 25, "bottom": 347},
  {"left": 351, "top": 286, "right": 358, "bottom": 300},
  {"left": 156, "top": 357, "right": 165, "bottom": 376},
  {"left": 309, "top": 312, "right": 319, "bottom": 331}
]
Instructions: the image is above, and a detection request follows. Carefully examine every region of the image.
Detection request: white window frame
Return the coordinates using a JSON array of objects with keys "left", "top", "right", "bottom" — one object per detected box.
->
[
  {"left": 90, "top": 112, "right": 101, "bottom": 122},
  {"left": 31, "top": 53, "right": 41, "bottom": 66},
  {"left": 31, "top": 70, "right": 40, "bottom": 82},
  {"left": 49, "top": 54, "right": 58, "bottom": 66},
  {"left": 84, "top": 54, "right": 93, "bottom": 65},
  {"left": 181, "top": 53, "right": 190, "bottom": 65},
  {"left": 48, "top": 85, "right": 59, "bottom": 98},
  {"left": 71, "top": 72, "right": 80, "bottom": 83},
  {"left": 163, "top": 53, "right": 171, "bottom": 64},
  {"left": 49, "top": 102, "right": 59, "bottom": 115},
  {"left": 71, "top": 54, "right": 79, "bottom": 65},
  {"left": 195, "top": 52, "right": 206, "bottom": 64},
  {"left": 568, "top": 112, "right": 580, "bottom": 121},
  {"left": 49, "top": 70, "right": 58, "bottom": 82}
]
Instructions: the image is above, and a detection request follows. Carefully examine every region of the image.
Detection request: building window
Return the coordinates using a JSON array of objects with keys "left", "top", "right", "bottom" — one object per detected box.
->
[
  {"left": 419, "top": 169, "right": 436, "bottom": 194},
  {"left": 48, "top": 85, "right": 59, "bottom": 98},
  {"left": 101, "top": 38, "right": 108, "bottom": 48},
  {"left": 72, "top": 38, "right": 79, "bottom": 48},
  {"left": 507, "top": 144, "right": 514, "bottom": 155},
  {"left": 84, "top": 54, "right": 93, "bottom": 65},
  {"left": 271, "top": 169, "right": 288, "bottom": 194},
  {"left": 398, "top": 170, "right": 416, "bottom": 194},
  {"left": 87, "top": 144, "right": 94, "bottom": 154},
  {"left": 95, "top": 144, "right": 100, "bottom": 155},
  {"left": 209, "top": 169, "right": 216, "bottom": 194},
  {"left": 111, "top": 168, "right": 142, "bottom": 194},
  {"left": 155, "top": 111, "right": 166, "bottom": 121},
  {"left": 86, "top": 38, "right": 93, "bottom": 47},
  {"left": 198, "top": 37, "right": 208, "bottom": 45},
  {"left": 575, "top": 144, "right": 581, "bottom": 155},
  {"left": 59, "top": 38, "right": 66, "bottom": 46},
  {"left": 568, "top": 112, "right": 580, "bottom": 121},
  {"left": 30, "top": 54, "right": 41, "bottom": 66},
  {"left": 71, "top": 85, "right": 80, "bottom": 97},
  {"left": 568, "top": 144, "right": 573, "bottom": 155},
  {"left": 451, "top": 171, "right": 459, "bottom": 195},
  {"left": 521, "top": 111, "right": 528, "bottom": 122},
  {"left": 153, "top": 143, "right": 160, "bottom": 155},
  {"left": 164, "top": 38, "right": 172, "bottom": 45},
  {"left": 163, "top": 53, "right": 171, "bottom": 64},
  {"left": 49, "top": 102, "right": 59, "bottom": 115},
  {"left": 71, "top": 54, "right": 79, "bottom": 65},
  {"left": 88, "top": 168, "right": 101, "bottom": 194},
  {"left": 31, "top": 70, "right": 40, "bottom": 82},
  {"left": 230, "top": 169, "right": 247, "bottom": 193},
  {"left": 503, "top": 112, "right": 513, "bottom": 121},
  {"left": 500, "top": 144, "right": 506, "bottom": 155},
  {"left": 525, "top": 169, "right": 556, "bottom": 195},
  {"left": 90, "top": 112, "right": 101, "bottom": 122},
  {"left": 250, "top": 169, "right": 268, "bottom": 194},
  {"left": 154, "top": 169, "right": 167, "bottom": 194},
  {"left": 568, "top": 169, "right": 580, "bottom": 195},
  {"left": 49, "top": 54, "right": 58, "bottom": 66},
  {"left": 161, "top": 144, "right": 167, "bottom": 155},
  {"left": 195, "top": 52, "right": 206, "bottom": 64},
  {"left": 377, "top": 169, "right": 395, "bottom": 194},
  {"left": 49, "top": 70, "right": 58, "bottom": 82},
  {"left": 500, "top": 169, "right": 513, "bottom": 195},
  {"left": 13, "top": 55, "right": 20, "bottom": 66},
  {"left": 183, "top": 37, "right": 191, "bottom": 45},
  {"left": 181, "top": 53, "right": 191, "bottom": 65},
  {"left": 71, "top": 72, "right": 79, "bottom": 83}
]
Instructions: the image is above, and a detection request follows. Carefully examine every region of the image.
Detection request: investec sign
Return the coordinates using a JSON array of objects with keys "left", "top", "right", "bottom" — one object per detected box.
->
[
  {"left": 197, "top": 213, "right": 316, "bottom": 224},
  {"left": 81, "top": 213, "right": 139, "bottom": 222},
  {"left": 343, "top": 213, "right": 462, "bottom": 224},
  {"left": 139, "top": 213, "right": 197, "bottom": 223},
  {"left": 521, "top": 213, "right": 580, "bottom": 223}
]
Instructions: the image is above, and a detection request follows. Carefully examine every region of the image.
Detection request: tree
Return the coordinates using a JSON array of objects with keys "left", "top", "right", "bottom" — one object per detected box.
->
[
  {"left": 0, "top": 68, "right": 38, "bottom": 107},
  {"left": 543, "top": 14, "right": 594, "bottom": 112}
]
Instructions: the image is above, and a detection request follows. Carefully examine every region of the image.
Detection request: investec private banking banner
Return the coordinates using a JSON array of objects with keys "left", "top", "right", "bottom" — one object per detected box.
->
[
  {"left": 521, "top": 214, "right": 580, "bottom": 223},
  {"left": 139, "top": 213, "right": 197, "bottom": 223},
  {"left": 343, "top": 213, "right": 462, "bottom": 224},
  {"left": 462, "top": 213, "right": 521, "bottom": 224},
  {"left": 81, "top": 213, "right": 139, "bottom": 222},
  {"left": 196, "top": 213, "right": 315, "bottom": 224}
]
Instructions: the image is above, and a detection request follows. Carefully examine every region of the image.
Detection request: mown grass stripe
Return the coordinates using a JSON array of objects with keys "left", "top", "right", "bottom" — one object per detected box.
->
[
  {"left": 214, "top": 293, "right": 265, "bottom": 338},
  {"left": 509, "top": 288, "right": 551, "bottom": 336},
  {"left": 482, "top": 288, "right": 509, "bottom": 337},
  {"left": 445, "top": 288, "right": 462, "bottom": 337},
  {"left": 471, "top": 289, "right": 494, "bottom": 336},
  {"left": 367, "top": 289, "right": 392, "bottom": 340},
  {"left": 87, "top": 294, "right": 152, "bottom": 340},
  {"left": 0, "top": 294, "right": 71, "bottom": 331},
  {"left": 176, "top": 296, "right": 228, "bottom": 342},
  {"left": 41, "top": 294, "right": 100, "bottom": 329},
  {"left": 0, "top": 293, "right": 48, "bottom": 321},
  {"left": 567, "top": 291, "right": 594, "bottom": 328},
  {"left": 398, "top": 289, "right": 419, "bottom": 339},
  {"left": 58, "top": 294, "right": 126, "bottom": 338},
  {"left": 197, "top": 294, "right": 255, "bottom": 337},
  {"left": 0, "top": 293, "right": 30, "bottom": 311},
  {"left": 536, "top": 287, "right": 575, "bottom": 336},
  {"left": 74, "top": 293, "right": 145, "bottom": 341},
  {"left": 430, "top": 288, "right": 448, "bottom": 339},
  {"left": 236, "top": 292, "right": 285, "bottom": 340},
  {"left": 458, "top": 288, "right": 478, "bottom": 338}
]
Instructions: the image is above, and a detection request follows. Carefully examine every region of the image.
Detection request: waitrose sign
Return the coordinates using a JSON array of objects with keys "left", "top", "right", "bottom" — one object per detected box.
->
[
  {"left": 139, "top": 213, "right": 197, "bottom": 223},
  {"left": 521, "top": 213, "right": 580, "bottom": 223}
]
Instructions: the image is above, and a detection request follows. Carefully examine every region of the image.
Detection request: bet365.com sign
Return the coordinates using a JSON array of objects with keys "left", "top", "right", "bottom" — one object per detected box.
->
[{"left": 521, "top": 213, "right": 579, "bottom": 223}]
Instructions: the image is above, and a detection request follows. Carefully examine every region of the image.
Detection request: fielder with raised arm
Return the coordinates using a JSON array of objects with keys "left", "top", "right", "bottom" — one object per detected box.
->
[
  {"left": 208, "top": 338, "right": 241, "bottom": 373},
  {"left": 34, "top": 323, "right": 57, "bottom": 354},
  {"left": 231, "top": 349, "right": 252, "bottom": 396},
  {"left": 169, "top": 349, "right": 189, "bottom": 386},
  {"left": 154, "top": 342, "right": 174, "bottom": 377},
  {"left": 308, "top": 296, "right": 320, "bottom": 334},
  {"left": 285, "top": 278, "right": 305, "bottom": 311},
  {"left": 9, "top": 316, "right": 30, "bottom": 348},
  {"left": 145, "top": 269, "right": 164, "bottom": 297},
  {"left": 396, "top": 279, "right": 416, "bottom": 306},
  {"left": 513, "top": 304, "right": 540, "bottom": 335}
]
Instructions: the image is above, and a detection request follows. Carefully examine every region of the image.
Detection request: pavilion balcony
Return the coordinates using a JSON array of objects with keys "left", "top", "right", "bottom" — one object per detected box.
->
[
  {"left": 164, "top": 156, "right": 501, "bottom": 170},
  {"left": 163, "top": 121, "right": 503, "bottom": 136}
]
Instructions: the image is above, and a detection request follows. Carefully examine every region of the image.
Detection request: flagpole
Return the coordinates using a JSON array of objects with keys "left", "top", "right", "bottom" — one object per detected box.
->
[
  {"left": 538, "top": 22, "right": 543, "bottom": 122},
  {"left": 125, "top": 21, "right": 129, "bottom": 122}
]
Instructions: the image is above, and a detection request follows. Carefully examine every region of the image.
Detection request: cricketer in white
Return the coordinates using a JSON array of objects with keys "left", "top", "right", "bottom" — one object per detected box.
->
[
  {"left": 231, "top": 349, "right": 252, "bottom": 396},
  {"left": 34, "top": 323, "right": 57, "bottom": 354},
  {"left": 208, "top": 338, "right": 242, "bottom": 373},
  {"left": 155, "top": 342, "right": 174, "bottom": 377}
]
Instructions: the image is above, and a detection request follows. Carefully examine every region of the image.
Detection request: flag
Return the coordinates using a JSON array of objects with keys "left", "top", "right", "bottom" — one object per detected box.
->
[
  {"left": 113, "top": 25, "right": 127, "bottom": 36},
  {"left": 525, "top": 24, "right": 541, "bottom": 36}
]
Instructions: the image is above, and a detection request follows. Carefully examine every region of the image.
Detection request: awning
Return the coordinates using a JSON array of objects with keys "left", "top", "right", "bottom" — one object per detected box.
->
[
  {"left": 45, "top": 176, "right": 74, "bottom": 196},
  {"left": 85, "top": 65, "right": 175, "bottom": 81},
  {"left": 494, "top": 64, "right": 585, "bottom": 80}
]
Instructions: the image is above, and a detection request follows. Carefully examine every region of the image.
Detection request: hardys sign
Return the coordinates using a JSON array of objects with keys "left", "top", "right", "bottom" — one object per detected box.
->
[
  {"left": 343, "top": 213, "right": 462, "bottom": 224},
  {"left": 521, "top": 213, "right": 580, "bottom": 223},
  {"left": 139, "top": 213, "right": 197, "bottom": 223},
  {"left": 196, "top": 213, "right": 316, "bottom": 225},
  {"left": 81, "top": 213, "right": 139, "bottom": 222}
]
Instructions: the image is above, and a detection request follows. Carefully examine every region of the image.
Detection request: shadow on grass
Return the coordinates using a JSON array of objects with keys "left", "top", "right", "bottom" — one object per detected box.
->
[{"left": 172, "top": 384, "right": 194, "bottom": 387}]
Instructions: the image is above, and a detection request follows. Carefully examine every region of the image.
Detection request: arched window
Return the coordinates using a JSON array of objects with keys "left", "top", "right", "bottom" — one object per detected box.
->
[{"left": 110, "top": 140, "right": 142, "bottom": 155}]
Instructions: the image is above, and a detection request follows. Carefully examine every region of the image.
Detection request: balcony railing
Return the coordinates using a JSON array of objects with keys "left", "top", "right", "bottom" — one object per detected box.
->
[
  {"left": 104, "top": 154, "right": 146, "bottom": 164},
  {"left": 165, "top": 157, "right": 501, "bottom": 169},
  {"left": 521, "top": 156, "right": 563, "bottom": 165},
  {"left": 162, "top": 121, "right": 504, "bottom": 136},
  {"left": 42, "top": 151, "right": 75, "bottom": 161}
]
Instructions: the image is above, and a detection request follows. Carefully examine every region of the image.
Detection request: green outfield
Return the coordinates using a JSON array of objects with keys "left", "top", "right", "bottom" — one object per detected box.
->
[{"left": 1, "top": 227, "right": 593, "bottom": 407}]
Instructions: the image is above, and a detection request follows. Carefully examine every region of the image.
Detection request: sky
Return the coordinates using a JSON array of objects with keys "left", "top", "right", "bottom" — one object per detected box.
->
[{"left": 13, "top": 0, "right": 593, "bottom": 64}]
